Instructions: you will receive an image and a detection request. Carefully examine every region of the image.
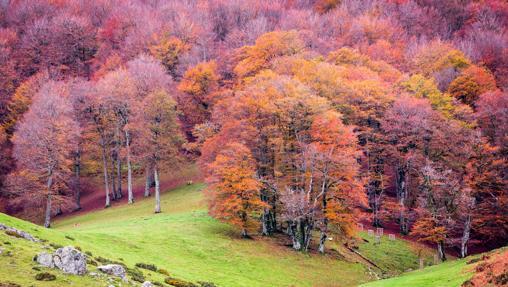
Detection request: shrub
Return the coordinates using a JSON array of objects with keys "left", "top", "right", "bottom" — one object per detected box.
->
[
  {"left": 74, "top": 246, "right": 82, "bottom": 251},
  {"left": 135, "top": 262, "right": 158, "bottom": 272},
  {"left": 4, "top": 230, "right": 22, "bottom": 239},
  {"left": 495, "top": 273, "right": 508, "bottom": 285},
  {"left": 158, "top": 268, "right": 170, "bottom": 276},
  {"left": 165, "top": 277, "right": 197, "bottom": 287},
  {"left": 85, "top": 251, "right": 93, "bottom": 256},
  {"left": 35, "top": 272, "right": 56, "bottom": 281},
  {"left": 3, "top": 241, "right": 10, "bottom": 245},
  {"left": 198, "top": 281, "right": 217, "bottom": 287},
  {"left": 0, "top": 282, "right": 22, "bottom": 287},
  {"left": 87, "top": 259, "right": 98, "bottom": 266},
  {"left": 466, "top": 257, "right": 482, "bottom": 265},
  {"left": 95, "top": 256, "right": 125, "bottom": 266},
  {"left": 32, "top": 266, "right": 41, "bottom": 271},
  {"left": 153, "top": 282, "right": 164, "bottom": 287},
  {"left": 49, "top": 243, "right": 63, "bottom": 249},
  {"left": 126, "top": 267, "right": 145, "bottom": 283},
  {"left": 65, "top": 235, "right": 75, "bottom": 241}
]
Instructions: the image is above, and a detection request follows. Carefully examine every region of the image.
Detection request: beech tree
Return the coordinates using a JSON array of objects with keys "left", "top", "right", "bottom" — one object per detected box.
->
[
  {"left": 11, "top": 81, "right": 79, "bottom": 227},
  {"left": 135, "top": 90, "right": 184, "bottom": 213},
  {"left": 308, "top": 111, "right": 364, "bottom": 253},
  {"left": 96, "top": 68, "right": 136, "bottom": 203},
  {"left": 206, "top": 142, "right": 265, "bottom": 238}
]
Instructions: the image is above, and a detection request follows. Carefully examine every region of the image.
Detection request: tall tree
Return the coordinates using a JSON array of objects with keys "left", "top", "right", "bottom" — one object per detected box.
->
[
  {"left": 206, "top": 142, "right": 265, "bottom": 238},
  {"left": 10, "top": 81, "right": 79, "bottom": 227},
  {"left": 135, "top": 90, "right": 184, "bottom": 213}
]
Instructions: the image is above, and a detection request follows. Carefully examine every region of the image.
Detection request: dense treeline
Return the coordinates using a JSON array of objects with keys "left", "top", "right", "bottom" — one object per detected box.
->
[{"left": 0, "top": 0, "right": 506, "bottom": 259}]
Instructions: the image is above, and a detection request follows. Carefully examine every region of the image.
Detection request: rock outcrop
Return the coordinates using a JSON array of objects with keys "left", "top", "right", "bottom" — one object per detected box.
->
[
  {"left": 53, "top": 246, "right": 87, "bottom": 275},
  {"left": 35, "top": 252, "right": 55, "bottom": 268},
  {"left": 0, "top": 223, "right": 39, "bottom": 242},
  {"left": 97, "top": 264, "right": 126, "bottom": 279},
  {"left": 35, "top": 246, "right": 87, "bottom": 275}
]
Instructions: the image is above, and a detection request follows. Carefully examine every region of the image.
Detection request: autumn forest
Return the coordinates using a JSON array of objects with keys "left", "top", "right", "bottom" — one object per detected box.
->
[{"left": 0, "top": 1, "right": 507, "bottom": 285}]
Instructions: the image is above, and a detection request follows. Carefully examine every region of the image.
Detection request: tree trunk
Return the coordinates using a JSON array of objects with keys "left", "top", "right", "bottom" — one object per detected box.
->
[
  {"left": 437, "top": 241, "right": 446, "bottom": 262},
  {"left": 101, "top": 142, "right": 111, "bottom": 208},
  {"left": 460, "top": 215, "right": 471, "bottom": 258},
  {"left": 125, "top": 130, "right": 133, "bottom": 204},
  {"left": 261, "top": 208, "right": 270, "bottom": 236},
  {"left": 44, "top": 174, "right": 53, "bottom": 228},
  {"left": 288, "top": 221, "right": 301, "bottom": 251},
  {"left": 74, "top": 149, "right": 81, "bottom": 210},
  {"left": 110, "top": 154, "right": 117, "bottom": 201},
  {"left": 318, "top": 231, "right": 327, "bottom": 254},
  {"left": 396, "top": 165, "right": 409, "bottom": 234},
  {"left": 115, "top": 125, "right": 122, "bottom": 199},
  {"left": 144, "top": 165, "right": 151, "bottom": 197},
  {"left": 154, "top": 165, "right": 161, "bottom": 213}
]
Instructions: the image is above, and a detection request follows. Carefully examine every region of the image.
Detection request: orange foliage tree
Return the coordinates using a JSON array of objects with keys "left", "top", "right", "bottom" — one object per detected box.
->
[{"left": 206, "top": 142, "right": 265, "bottom": 238}]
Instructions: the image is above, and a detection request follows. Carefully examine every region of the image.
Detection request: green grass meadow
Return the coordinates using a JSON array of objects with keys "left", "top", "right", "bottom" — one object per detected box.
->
[{"left": 0, "top": 183, "right": 480, "bottom": 287}]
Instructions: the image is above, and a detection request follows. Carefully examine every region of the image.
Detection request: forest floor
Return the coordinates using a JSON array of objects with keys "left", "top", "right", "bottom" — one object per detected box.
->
[{"left": 0, "top": 182, "right": 489, "bottom": 287}]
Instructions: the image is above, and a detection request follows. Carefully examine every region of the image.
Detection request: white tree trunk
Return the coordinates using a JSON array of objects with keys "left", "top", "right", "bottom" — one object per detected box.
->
[
  {"left": 101, "top": 143, "right": 111, "bottom": 208},
  {"left": 318, "top": 231, "right": 327, "bottom": 254},
  {"left": 115, "top": 125, "right": 122, "bottom": 199},
  {"left": 144, "top": 165, "right": 151, "bottom": 197},
  {"left": 125, "top": 130, "right": 133, "bottom": 204},
  {"left": 461, "top": 215, "right": 471, "bottom": 258},
  {"left": 74, "top": 149, "right": 81, "bottom": 210},
  {"left": 44, "top": 174, "right": 53, "bottom": 228},
  {"left": 154, "top": 166, "right": 161, "bottom": 213}
]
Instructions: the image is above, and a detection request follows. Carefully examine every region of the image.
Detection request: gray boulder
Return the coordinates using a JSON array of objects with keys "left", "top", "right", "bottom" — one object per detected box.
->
[
  {"left": 142, "top": 281, "right": 154, "bottom": 287},
  {"left": 97, "top": 264, "right": 126, "bottom": 279},
  {"left": 35, "top": 246, "right": 87, "bottom": 275},
  {"left": 0, "top": 223, "right": 39, "bottom": 242},
  {"left": 53, "top": 246, "right": 87, "bottom": 275},
  {"left": 35, "top": 252, "right": 55, "bottom": 268}
]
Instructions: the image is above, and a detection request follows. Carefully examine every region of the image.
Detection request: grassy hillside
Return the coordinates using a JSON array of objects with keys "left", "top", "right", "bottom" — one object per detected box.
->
[
  {"left": 360, "top": 256, "right": 473, "bottom": 287},
  {"left": 0, "top": 214, "right": 109, "bottom": 286},
  {"left": 1, "top": 183, "right": 454, "bottom": 287},
  {"left": 53, "top": 183, "right": 369, "bottom": 287}
]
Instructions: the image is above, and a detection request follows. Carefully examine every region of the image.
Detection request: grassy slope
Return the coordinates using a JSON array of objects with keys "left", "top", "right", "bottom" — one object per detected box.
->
[
  {"left": 355, "top": 231, "right": 436, "bottom": 275},
  {"left": 0, "top": 182, "right": 461, "bottom": 287},
  {"left": 0, "top": 214, "right": 110, "bottom": 286},
  {"left": 53, "top": 183, "right": 370, "bottom": 287},
  {"left": 360, "top": 257, "right": 474, "bottom": 287}
]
